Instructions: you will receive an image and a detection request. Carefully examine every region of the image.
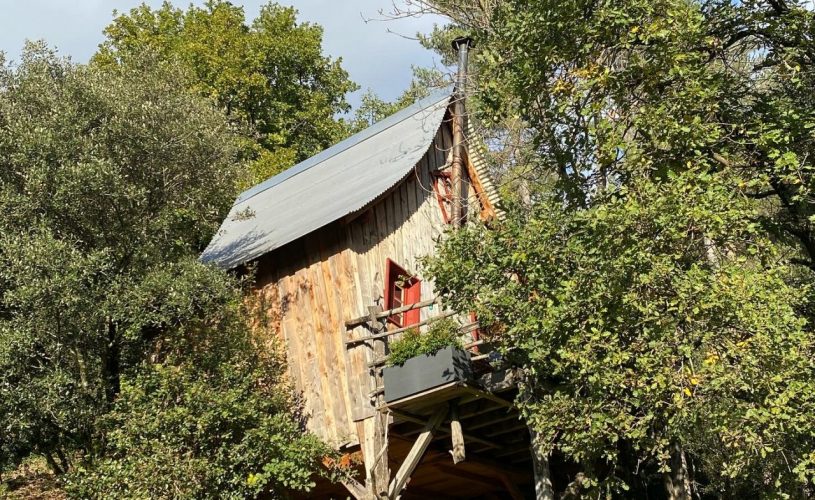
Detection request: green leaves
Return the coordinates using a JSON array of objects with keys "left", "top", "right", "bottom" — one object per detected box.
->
[
  {"left": 428, "top": 171, "right": 814, "bottom": 495},
  {"left": 0, "top": 45, "right": 336, "bottom": 498},
  {"left": 0, "top": 46, "right": 237, "bottom": 475},
  {"left": 94, "top": 1, "right": 358, "bottom": 188},
  {"left": 423, "top": 0, "right": 815, "bottom": 495},
  {"left": 387, "top": 318, "right": 464, "bottom": 367},
  {"left": 66, "top": 335, "right": 332, "bottom": 499}
]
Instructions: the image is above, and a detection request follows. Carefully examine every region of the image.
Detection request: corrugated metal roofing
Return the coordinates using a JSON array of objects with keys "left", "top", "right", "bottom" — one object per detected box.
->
[{"left": 201, "top": 90, "right": 453, "bottom": 269}]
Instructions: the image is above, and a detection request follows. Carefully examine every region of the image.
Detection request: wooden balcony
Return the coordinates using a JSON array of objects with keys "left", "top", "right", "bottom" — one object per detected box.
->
[{"left": 340, "top": 298, "right": 535, "bottom": 499}]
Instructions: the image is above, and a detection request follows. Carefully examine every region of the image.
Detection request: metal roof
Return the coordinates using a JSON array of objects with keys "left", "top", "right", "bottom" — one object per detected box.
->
[{"left": 201, "top": 90, "right": 453, "bottom": 269}]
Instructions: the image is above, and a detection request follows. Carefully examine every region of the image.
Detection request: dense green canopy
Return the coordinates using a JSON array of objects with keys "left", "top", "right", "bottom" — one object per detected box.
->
[
  {"left": 0, "top": 45, "right": 334, "bottom": 498},
  {"left": 421, "top": 0, "right": 815, "bottom": 497},
  {"left": 95, "top": 0, "right": 358, "bottom": 185}
]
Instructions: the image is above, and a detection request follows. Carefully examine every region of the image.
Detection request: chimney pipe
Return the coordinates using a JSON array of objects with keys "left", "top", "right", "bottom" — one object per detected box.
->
[{"left": 450, "top": 36, "right": 474, "bottom": 228}]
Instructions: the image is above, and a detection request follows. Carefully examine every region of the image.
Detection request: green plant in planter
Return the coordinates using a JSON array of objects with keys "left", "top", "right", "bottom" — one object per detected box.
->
[{"left": 387, "top": 318, "right": 463, "bottom": 367}]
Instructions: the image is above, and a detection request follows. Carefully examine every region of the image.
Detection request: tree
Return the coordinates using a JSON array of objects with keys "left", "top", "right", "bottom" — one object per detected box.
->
[
  {"left": 349, "top": 67, "right": 447, "bottom": 131},
  {"left": 0, "top": 45, "right": 336, "bottom": 497},
  {"left": 63, "top": 262, "right": 337, "bottom": 499},
  {"left": 94, "top": 0, "right": 358, "bottom": 185},
  {"left": 0, "top": 44, "right": 235, "bottom": 467},
  {"left": 414, "top": 0, "right": 815, "bottom": 496},
  {"left": 443, "top": 0, "right": 814, "bottom": 262},
  {"left": 428, "top": 172, "right": 815, "bottom": 497}
]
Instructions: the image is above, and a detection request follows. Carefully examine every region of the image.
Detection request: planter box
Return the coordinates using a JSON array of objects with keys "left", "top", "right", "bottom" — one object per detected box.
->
[{"left": 383, "top": 347, "right": 472, "bottom": 403}]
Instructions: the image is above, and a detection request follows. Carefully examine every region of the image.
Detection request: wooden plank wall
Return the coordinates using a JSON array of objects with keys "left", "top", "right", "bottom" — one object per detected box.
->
[{"left": 251, "top": 118, "right": 471, "bottom": 446}]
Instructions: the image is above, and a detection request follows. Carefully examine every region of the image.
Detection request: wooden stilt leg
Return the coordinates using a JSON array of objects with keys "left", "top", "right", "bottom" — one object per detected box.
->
[
  {"left": 361, "top": 306, "right": 390, "bottom": 499},
  {"left": 341, "top": 477, "right": 368, "bottom": 500},
  {"left": 361, "top": 414, "right": 390, "bottom": 499}
]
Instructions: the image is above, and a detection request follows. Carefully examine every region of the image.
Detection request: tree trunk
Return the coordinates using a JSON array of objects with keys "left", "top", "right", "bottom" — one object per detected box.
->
[
  {"left": 44, "top": 452, "right": 63, "bottom": 475},
  {"left": 55, "top": 448, "right": 70, "bottom": 472},
  {"left": 102, "top": 319, "right": 120, "bottom": 404},
  {"left": 362, "top": 413, "right": 390, "bottom": 499},
  {"left": 529, "top": 427, "right": 555, "bottom": 500},
  {"left": 663, "top": 443, "right": 692, "bottom": 500},
  {"left": 518, "top": 178, "right": 532, "bottom": 207}
]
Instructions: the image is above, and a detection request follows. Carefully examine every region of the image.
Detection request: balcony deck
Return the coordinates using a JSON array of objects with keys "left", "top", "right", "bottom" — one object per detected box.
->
[{"left": 341, "top": 300, "right": 536, "bottom": 499}]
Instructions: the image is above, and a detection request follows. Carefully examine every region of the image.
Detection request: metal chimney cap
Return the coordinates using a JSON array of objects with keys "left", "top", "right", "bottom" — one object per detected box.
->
[{"left": 451, "top": 36, "right": 475, "bottom": 50}]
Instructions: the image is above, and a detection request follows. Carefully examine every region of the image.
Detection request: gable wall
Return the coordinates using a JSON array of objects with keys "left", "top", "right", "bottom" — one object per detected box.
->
[{"left": 249, "top": 120, "right": 456, "bottom": 445}]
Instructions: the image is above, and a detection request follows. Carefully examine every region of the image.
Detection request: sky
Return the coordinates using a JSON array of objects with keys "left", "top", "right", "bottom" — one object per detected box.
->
[{"left": 0, "top": 0, "right": 447, "bottom": 109}]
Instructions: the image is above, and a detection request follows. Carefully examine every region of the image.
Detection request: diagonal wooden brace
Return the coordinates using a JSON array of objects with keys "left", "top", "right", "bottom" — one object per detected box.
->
[
  {"left": 388, "top": 405, "right": 449, "bottom": 498},
  {"left": 340, "top": 477, "right": 368, "bottom": 500}
]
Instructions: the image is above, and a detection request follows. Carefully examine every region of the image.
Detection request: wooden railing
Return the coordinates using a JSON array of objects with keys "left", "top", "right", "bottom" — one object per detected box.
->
[
  {"left": 344, "top": 296, "right": 489, "bottom": 366},
  {"left": 341, "top": 297, "right": 508, "bottom": 500},
  {"left": 344, "top": 298, "right": 440, "bottom": 328}
]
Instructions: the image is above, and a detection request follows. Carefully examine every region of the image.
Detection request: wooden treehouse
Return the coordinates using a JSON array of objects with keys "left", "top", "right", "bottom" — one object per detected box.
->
[{"left": 203, "top": 40, "right": 540, "bottom": 500}]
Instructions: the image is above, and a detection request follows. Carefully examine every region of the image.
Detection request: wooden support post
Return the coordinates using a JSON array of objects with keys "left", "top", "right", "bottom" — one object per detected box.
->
[
  {"left": 340, "top": 477, "right": 368, "bottom": 500},
  {"left": 391, "top": 408, "right": 503, "bottom": 450},
  {"left": 529, "top": 427, "right": 555, "bottom": 500},
  {"left": 449, "top": 400, "right": 465, "bottom": 464},
  {"left": 361, "top": 415, "right": 390, "bottom": 499},
  {"left": 388, "top": 406, "right": 449, "bottom": 498},
  {"left": 360, "top": 306, "right": 390, "bottom": 499}
]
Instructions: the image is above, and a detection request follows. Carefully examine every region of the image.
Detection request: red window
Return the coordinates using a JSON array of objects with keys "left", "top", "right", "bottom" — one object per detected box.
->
[
  {"left": 432, "top": 171, "right": 454, "bottom": 224},
  {"left": 384, "top": 259, "right": 421, "bottom": 327}
]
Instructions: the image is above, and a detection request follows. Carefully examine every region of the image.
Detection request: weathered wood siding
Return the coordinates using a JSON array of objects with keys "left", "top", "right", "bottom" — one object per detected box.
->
[{"left": 250, "top": 119, "right": 465, "bottom": 445}]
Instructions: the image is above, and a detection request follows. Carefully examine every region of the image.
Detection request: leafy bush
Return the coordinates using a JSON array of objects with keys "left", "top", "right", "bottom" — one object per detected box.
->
[
  {"left": 387, "top": 318, "right": 463, "bottom": 366},
  {"left": 65, "top": 276, "right": 344, "bottom": 499},
  {"left": 427, "top": 172, "right": 815, "bottom": 496},
  {"left": 0, "top": 46, "right": 344, "bottom": 497},
  {"left": 66, "top": 362, "right": 335, "bottom": 499},
  {"left": 0, "top": 45, "right": 239, "bottom": 480}
]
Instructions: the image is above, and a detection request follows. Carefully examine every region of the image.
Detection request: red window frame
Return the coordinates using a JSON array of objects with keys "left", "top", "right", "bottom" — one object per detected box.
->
[
  {"left": 384, "top": 259, "right": 421, "bottom": 327},
  {"left": 431, "top": 170, "right": 454, "bottom": 224}
]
